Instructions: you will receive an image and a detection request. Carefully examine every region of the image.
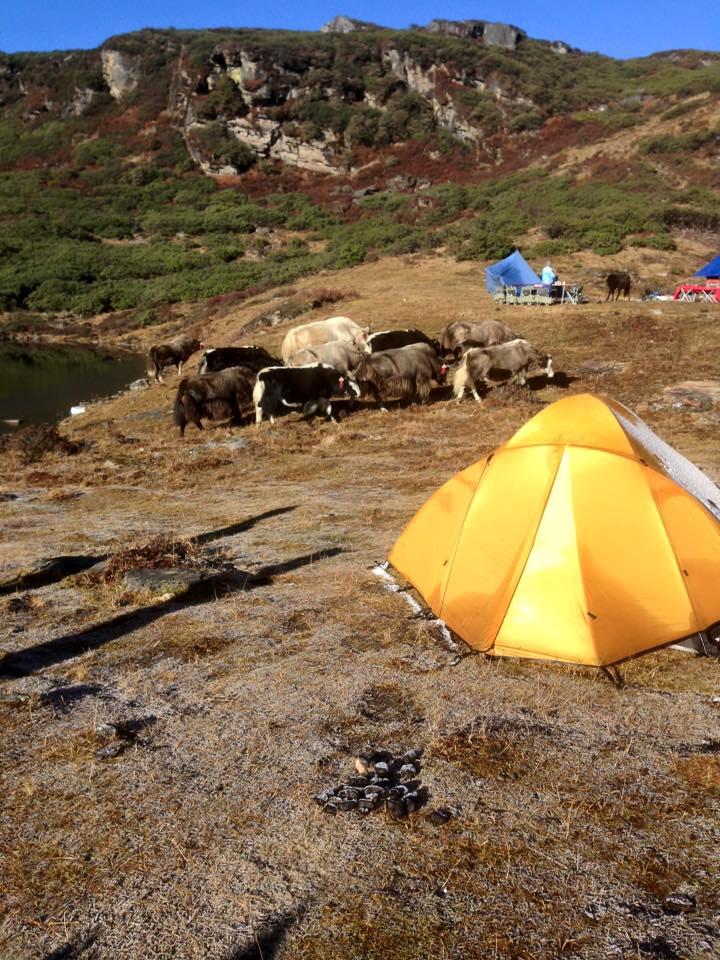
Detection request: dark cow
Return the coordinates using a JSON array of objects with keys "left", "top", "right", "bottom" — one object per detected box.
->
[
  {"left": 147, "top": 335, "right": 203, "bottom": 383},
  {"left": 253, "top": 364, "right": 361, "bottom": 424},
  {"left": 353, "top": 343, "right": 447, "bottom": 405},
  {"left": 173, "top": 366, "right": 256, "bottom": 437},
  {"left": 440, "top": 319, "right": 518, "bottom": 355},
  {"left": 606, "top": 272, "right": 631, "bottom": 301},
  {"left": 365, "top": 329, "right": 442, "bottom": 355},
  {"left": 198, "top": 346, "right": 281, "bottom": 375},
  {"left": 453, "top": 339, "right": 553, "bottom": 402}
]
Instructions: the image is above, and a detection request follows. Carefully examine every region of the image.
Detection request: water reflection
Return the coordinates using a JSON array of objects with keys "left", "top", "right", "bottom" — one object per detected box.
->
[{"left": 0, "top": 343, "right": 145, "bottom": 432}]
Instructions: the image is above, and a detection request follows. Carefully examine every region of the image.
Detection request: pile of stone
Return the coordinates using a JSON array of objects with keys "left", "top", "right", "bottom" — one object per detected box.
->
[{"left": 315, "top": 748, "right": 429, "bottom": 819}]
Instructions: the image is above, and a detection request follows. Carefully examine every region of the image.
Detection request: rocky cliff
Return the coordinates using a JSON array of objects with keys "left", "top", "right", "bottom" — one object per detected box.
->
[{"left": 0, "top": 20, "right": 718, "bottom": 181}]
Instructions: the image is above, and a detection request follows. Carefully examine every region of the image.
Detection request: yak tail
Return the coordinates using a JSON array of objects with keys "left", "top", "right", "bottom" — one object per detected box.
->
[
  {"left": 452, "top": 358, "right": 469, "bottom": 400},
  {"left": 173, "top": 385, "right": 187, "bottom": 433},
  {"left": 147, "top": 348, "right": 158, "bottom": 379}
]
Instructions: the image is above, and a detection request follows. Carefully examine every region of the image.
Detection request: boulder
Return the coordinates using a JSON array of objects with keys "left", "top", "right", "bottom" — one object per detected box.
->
[
  {"left": 320, "top": 15, "right": 381, "bottom": 33},
  {"left": 423, "top": 19, "right": 523, "bottom": 48},
  {"left": 483, "top": 22, "right": 523, "bottom": 49},
  {"left": 101, "top": 49, "right": 141, "bottom": 100},
  {"left": 121, "top": 567, "right": 206, "bottom": 596},
  {"left": 425, "top": 19, "right": 485, "bottom": 40},
  {"left": 662, "top": 380, "right": 720, "bottom": 411}
]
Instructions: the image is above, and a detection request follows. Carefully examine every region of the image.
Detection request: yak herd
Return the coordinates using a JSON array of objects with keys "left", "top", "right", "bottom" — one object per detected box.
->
[{"left": 147, "top": 316, "right": 555, "bottom": 437}]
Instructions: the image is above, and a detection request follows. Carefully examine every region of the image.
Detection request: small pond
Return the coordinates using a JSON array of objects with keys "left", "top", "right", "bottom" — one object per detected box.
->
[{"left": 0, "top": 343, "right": 146, "bottom": 433}]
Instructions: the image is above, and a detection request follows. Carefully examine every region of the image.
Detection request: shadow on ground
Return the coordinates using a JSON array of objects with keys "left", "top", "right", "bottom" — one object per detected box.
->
[
  {"left": 227, "top": 909, "right": 304, "bottom": 960},
  {"left": 0, "top": 506, "right": 298, "bottom": 597},
  {"left": 0, "top": 548, "right": 342, "bottom": 680}
]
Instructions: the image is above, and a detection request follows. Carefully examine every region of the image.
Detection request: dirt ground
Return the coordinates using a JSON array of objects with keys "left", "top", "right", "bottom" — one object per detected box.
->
[{"left": 1, "top": 248, "right": 719, "bottom": 960}]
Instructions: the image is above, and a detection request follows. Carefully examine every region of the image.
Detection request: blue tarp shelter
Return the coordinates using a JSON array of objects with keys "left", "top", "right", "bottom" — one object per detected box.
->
[
  {"left": 693, "top": 255, "right": 720, "bottom": 279},
  {"left": 485, "top": 250, "right": 541, "bottom": 294}
]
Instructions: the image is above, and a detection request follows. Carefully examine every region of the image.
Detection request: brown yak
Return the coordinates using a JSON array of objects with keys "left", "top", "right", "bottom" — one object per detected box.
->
[
  {"left": 453, "top": 339, "right": 554, "bottom": 402},
  {"left": 440, "top": 319, "right": 518, "bottom": 355},
  {"left": 353, "top": 343, "right": 447, "bottom": 405},
  {"left": 173, "top": 366, "right": 256, "bottom": 436},
  {"left": 147, "top": 334, "right": 204, "bottom": 383}
]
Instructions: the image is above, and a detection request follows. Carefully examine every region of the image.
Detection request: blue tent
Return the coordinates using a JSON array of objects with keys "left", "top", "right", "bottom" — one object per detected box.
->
[
  {"left": 485, "top": 250, "right": 541, "bottom": 294},
  {"left": 693, "top": 255, "right": 720, "bottom": 279}
]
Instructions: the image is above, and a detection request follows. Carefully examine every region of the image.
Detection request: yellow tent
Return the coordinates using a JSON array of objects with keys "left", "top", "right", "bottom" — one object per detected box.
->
[{"left": 388, "top": 394, "right": 720, "bottom": 666}]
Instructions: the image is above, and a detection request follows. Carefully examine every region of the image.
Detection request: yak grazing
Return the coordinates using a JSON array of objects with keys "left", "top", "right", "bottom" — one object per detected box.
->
[
  {"left": 353, "top": 343, "right": 446, "bottom": 404},
  {"left": 253, "top": 364, "right": 361, "bottom": 424},
  {"left": 147, "top": 335, "right": 204, "bottom": 383},
  {"left": 287, "top": 340, "right": 365, "bottom": 375},
  {"left": 280, "top": 317, "right": 368, "bottom": 364},
  {"left": 440, "top": 319, "right": 518, "bottom": 355},
  {"left": 174, "top": 366, "right": 256, "bottom": 436},
  {"left": 365, "top": 329, "right": 442, "bottom": 355},
  {"left": 453, "top": 339, "right": 554, "bottom": 402},
  {"left": 198, "top": 346, "right": 281, "bottom": 375}
]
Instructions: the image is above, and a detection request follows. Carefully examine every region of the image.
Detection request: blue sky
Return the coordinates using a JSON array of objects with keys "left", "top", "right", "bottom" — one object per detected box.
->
[{"left": 2, "top": 1, "right": 719, "bottom": 59}]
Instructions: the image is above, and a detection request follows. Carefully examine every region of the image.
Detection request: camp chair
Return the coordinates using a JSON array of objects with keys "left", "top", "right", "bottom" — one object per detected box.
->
[{"left": 560, "top": 284, "right": 583, "bottom": 304}]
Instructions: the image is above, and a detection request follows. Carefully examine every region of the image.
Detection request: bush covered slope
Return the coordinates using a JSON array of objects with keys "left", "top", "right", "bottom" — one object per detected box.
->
[{"left": 0, "top": 25, "right": 718, "bottom": 318}]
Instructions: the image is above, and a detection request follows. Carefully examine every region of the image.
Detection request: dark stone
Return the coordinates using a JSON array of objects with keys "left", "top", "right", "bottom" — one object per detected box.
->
[
  {"left": 662, "top": 892, "right": 696, "bottom": 915},
  {"left": 404, "top": 792, "right": 419, "bottom": 814},
  {"left": 337, "top": 787, "right": 360, "bottom": 801},
  {"left": 95, "top": 742, "right": 128, "bottom": 760},
  {"left": 364, "top": 785, "right": 384, "bottom": 798},
  {"left": 428, "top": 807, "right": 453, "bottom": 825}
]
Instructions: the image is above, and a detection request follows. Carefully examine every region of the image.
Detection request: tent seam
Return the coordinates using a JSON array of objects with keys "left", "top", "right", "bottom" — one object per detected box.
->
[
  {"left": 491, "top": 446, "right": 565, "bottom": 651},
  {"left": 437, "top": 458, "right": 491, "bottom": 618},
  {"left": 641, "top": 464, "right": 705, "bottom": 633}
]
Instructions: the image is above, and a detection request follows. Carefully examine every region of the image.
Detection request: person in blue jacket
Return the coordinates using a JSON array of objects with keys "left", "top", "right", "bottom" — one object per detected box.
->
[{"left": 541, "top": 261, "right": 558, "bottom": 285}]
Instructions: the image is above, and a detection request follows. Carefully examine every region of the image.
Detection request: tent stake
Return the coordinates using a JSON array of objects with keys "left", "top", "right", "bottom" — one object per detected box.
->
[{"left": 601, "top": 665, "right": 624, "bottom": 688}]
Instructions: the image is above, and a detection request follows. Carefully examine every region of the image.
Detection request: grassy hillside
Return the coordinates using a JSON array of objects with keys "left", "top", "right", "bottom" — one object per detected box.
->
[
  {"left": 2, "top": 252, "right": 720, "bottom": 958},
  {"left": 0, "top": 27, "right": 718, "bottom": 325}
]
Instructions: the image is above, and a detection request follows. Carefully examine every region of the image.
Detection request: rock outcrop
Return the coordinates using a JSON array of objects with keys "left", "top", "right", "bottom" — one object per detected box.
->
[
  {"left": 424, "top": 18, "right": 524, "bottom": 49},
  {"left": 321, "top": 15, "right": 382, "bottom": 34},
  {"left": 101, "top": 49, "right": 141, "bottom": 100}
]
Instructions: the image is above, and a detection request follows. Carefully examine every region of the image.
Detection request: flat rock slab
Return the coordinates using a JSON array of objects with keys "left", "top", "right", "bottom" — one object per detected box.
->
[
  {"left": 663, "top": 380, "right": 720, "bottom": 410},
  {"left": 577, "top": 360, "right": 628, "bottom": 376},
  {"left": 121, "top": 567, "right": 206, "bottom": 596},
  {"left": 190, "top": 437, "right": 248, "bottom": 456}
]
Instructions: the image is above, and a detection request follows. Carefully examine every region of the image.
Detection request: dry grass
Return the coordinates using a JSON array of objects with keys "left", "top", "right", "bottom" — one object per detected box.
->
[{"left": 1, "top": 248, "right": 720, "bottom": 959}]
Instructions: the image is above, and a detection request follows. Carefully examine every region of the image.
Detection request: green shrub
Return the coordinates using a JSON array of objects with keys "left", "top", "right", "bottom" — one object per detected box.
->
[
  {"left": 628, "top": 234, "right": 676, "bottom": 251},
  {"left": 188, "top": 123, "right": 257, "bottom": 171},
  {"left": 74, "top": 137, "right": 120, "bottom": 166}
]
